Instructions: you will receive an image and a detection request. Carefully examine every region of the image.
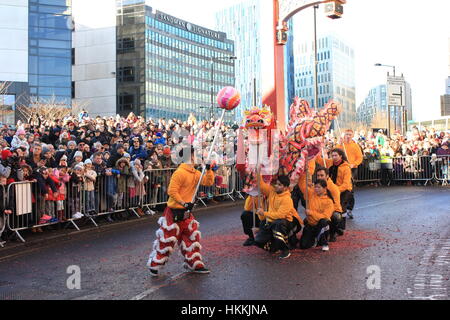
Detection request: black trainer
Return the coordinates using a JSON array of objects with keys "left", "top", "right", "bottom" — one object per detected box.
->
[
  {"left": 192, "top": 267, "right": 210, "bottom": 274},
  {"left": 329, "top": 233, "right": 337, "bottom": 242},
  {"left": 243, "top": 238, "right": 255, "bottom": 246},
  {"left": 279, "top": 250, "right": 291, "bottom": 259},
  {"left": 347, "top": 210, "right": 354, "bottom": 219},
  {"left": 149, "top": 268, "right": 158, "bottom": 277}
]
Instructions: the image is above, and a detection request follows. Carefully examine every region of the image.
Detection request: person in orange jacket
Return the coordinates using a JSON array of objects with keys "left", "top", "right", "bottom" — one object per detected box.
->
[
  {"left": 297, "top": 177, "right": 335, "bottom": 251},
  {"left": 315, "top": 166, "right": 343, "bottom": 242},
  {"left": 316, "top": 148, "right": 353, "bottom": 231},
  {"left": 147, "top": 146, "right": 214, "bottom": 276},
  {"left": 336, "top": 129, "right": 363, "bottom": 218},
  {"left": 254, "top": 175, "right": 303, "bottom": 259}
]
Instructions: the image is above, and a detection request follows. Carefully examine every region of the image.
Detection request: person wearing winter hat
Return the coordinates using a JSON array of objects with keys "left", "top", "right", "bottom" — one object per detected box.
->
[
  {"left": 11, "top": 129, "right": 30, "bottom": 151},
  {"left": 83, "top": 159, "right": 97, "bottom": 215},
  {"left": 0, "top": 150, "right": 12, "bottom": 178},
  {"left": 71, "top": 151, "right": 84, "bottom": 168}
]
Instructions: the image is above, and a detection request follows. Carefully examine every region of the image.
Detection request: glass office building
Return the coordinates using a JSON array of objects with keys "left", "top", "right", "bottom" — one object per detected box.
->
[
  {"left": 0, "top": 0, "right": 72, "bottom": 124},
  {"left": 116, "top": 1, "right": 236, "bottom": 122},
  {"left": 28, "top": 0, "right": 72, "bottom": 107},
  {"left": 294, "top": 34, "right": 356, "bottom": 128}
]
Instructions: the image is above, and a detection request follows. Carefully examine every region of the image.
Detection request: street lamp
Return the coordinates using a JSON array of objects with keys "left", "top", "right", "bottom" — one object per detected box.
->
[{"left": 209, "top": 55, "right": 237, "bottom": 120}]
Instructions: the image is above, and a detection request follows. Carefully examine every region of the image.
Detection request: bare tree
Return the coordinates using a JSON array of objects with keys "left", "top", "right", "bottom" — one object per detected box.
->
[
  {"left": 370, "top": 111, "right": 388, "bottom": 130},
  {"left": 0, "top": 81, "right": 15, "bottom": 125},
  {"left": 16, "top": 95, "right": 90, "bottom": 125}
]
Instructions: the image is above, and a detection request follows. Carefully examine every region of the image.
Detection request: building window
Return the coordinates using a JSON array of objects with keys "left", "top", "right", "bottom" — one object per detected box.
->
[
  {"left": 71, "top": 81, "right": 75, "bottom": 99},
  {"left": 119, "top": 94, "right": 134, "bottom": 111},
  {"left": 118, "top": 67, "right": 135, "bottom": 82},
  {"left": 71, "top": 48, "right": 75, "bottom": 65}
]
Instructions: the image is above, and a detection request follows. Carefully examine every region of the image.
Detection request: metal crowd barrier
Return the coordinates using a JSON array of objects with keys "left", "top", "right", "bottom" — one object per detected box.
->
[
  {"left": 197, "top": 166, "right": 236, "bottom": 206},
  {"left": 2, "top": 165, "right": 240, "bottom": 243},
  {"left": 0, "top": 185, "right": 6, "bottom": 247},
  {"left": 391, "top": 155, "right": 434, "bottom": 185},
  {"left": 354, "top": 159, "right": 381, "bottom": 184},
  {"left": 432, "top": 155, "right": 449, "bottom": 186},
  {"left": 6, "top": 180, "right": 81, "bottom": 243}
]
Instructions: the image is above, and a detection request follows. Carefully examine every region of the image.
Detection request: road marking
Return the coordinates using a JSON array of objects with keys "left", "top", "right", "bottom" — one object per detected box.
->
[
  {"left": 130, "top": 272, "right": 188, "bottom": 300},
  {"left": 355, "top": 195, "right": 423, "bottom": 210}
]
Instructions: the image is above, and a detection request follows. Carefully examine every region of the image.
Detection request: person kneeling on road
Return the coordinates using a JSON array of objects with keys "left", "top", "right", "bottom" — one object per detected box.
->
[
  {"left": 298, "top": 178, "right": 335, "bottom": 252},
  {"left": 315, "top": 166, "right": 344, "bottom": 242},
  {"left": 253, "top": 175, "right": 303, "bottom": 259}
]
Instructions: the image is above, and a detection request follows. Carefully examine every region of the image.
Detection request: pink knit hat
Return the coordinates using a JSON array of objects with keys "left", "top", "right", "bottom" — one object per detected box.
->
[{"left": 16, "top": 129, "right": 26, "bottom": 135}]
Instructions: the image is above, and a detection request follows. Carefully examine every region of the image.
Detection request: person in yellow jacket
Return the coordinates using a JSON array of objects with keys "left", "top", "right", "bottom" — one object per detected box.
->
[
  {"left": 336, "top": 129, "right": 363, "bottom": 218},
  {"left": 291, "top": 161, "right": 316, "bottom": 210},
  {"left": 316, "top": 148, "right": 353, "bottom": 232},
  {"left": 241, "top": 190, "right": 261, "bottom": 246},
  {"left": 315, "top": 166, "right": 344, "bottom": 242},
  {"left": 147, "top": 146, "right": 214, "bottom": 276},
  {"left": 297, "top": 176, "right": 335, "bottom": 251},
  {"left": 254, "top": 175, "right": 303, "bottom": 259}
]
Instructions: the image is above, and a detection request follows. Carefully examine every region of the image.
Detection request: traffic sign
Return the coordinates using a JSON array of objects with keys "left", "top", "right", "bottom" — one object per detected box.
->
[{"left": 387, "top": 76, "right": 405, "bottom": 107}]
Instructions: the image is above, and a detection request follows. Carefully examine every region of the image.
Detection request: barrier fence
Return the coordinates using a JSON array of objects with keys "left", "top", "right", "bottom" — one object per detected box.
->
[
  {"left": 0, "top": 185, "right": 5, "bottom": 247},
  {"left": 0, "top": 156, "right": 448, "bottom": 244}
]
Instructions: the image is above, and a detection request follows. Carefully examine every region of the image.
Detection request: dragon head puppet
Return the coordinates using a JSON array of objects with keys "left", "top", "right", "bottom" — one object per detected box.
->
[
  {"left": 237, "top": 105, "right": 274, "bottom": 193},
  {"left": 280, "top": 97, "right": 342, "bottom": 185}
]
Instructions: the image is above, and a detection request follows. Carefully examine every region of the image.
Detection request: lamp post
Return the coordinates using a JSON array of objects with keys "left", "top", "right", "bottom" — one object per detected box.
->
[
  {"left": 209, "top": 55, "right": 237, "bottom": 120},
  {"left": 313, "top": 4, "right": 319, "bottom": 111},
  {"left": 374, "top": 63, "right": 401, "bottom": 136}
]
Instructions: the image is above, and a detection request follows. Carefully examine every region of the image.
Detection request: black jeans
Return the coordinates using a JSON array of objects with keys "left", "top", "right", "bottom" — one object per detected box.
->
[
  {"left": 291, "top": 185, "right": 306, "bottom": 210},
  {"left": 241, "top": 210, "right": 261, "bottom": 239},
  {"left": 299, "top": 219, "right": 330, "bottom": 249},
  {"left": 255, "top": 219, "right": 300, "bottom": 252},
  {"left": 329, "top": 212, "right": 343, "bottom": 237}
]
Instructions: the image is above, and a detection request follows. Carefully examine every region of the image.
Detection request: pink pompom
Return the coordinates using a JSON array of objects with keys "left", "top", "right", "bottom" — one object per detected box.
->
[{"left": 216, "top": 86, "right": 241, "bottom": 110}]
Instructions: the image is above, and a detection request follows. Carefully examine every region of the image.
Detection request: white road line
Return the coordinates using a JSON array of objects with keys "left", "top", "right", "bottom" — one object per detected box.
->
[
  {"left": 130, "top": 272, "right": 188, "bottom": 300},
  {"left": 354, "top": 195, "right": 423, "bottom": 210}
]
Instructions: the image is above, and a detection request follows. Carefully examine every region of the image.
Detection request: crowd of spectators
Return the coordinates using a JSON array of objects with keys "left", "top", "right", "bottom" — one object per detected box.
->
[
  {"left": 0, "top": 110, "right": 240, "bottom": 238},
  {"left": 0, "top": 109, "right": 448, "bottom": 239}
]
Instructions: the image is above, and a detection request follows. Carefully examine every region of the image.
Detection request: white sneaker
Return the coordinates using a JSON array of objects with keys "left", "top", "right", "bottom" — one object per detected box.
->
[
  {"left": 145, "top": 209, "right": 156, "bottom": 215},
  {"left": 72, "top": 212, "right": 84, "bottom": 219},
  {"left": 322, "top": 245, "right": 329, "bottom": 252}
]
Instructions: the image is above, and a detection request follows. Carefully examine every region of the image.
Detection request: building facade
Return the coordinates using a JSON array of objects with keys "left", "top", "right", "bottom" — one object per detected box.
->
[
  {"left": 215, "top": 0, "right": 262, "bottom": 123},
  {"left": 356, "top": 85, "right": 387, "bottom": 127},
  {"left": 216, "top": 0, "right": 296, "bottom": 123},
  {"left": 293, "top": 34, "right": 356, "bottom": 128},
  {"left": 0, "top": 0, "right": 72, "bottom": 124},
  {"left": 73, "top": 0, "right": 236, "bottom": 122}
]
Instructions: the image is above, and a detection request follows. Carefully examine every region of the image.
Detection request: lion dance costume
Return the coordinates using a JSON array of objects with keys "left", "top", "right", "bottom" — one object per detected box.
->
[{"left": 147, "top": 163, "right": 214, "bottom": 274}]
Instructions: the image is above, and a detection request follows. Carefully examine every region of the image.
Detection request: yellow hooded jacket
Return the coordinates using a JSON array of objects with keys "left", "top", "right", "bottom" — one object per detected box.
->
[
  {"left": 298, "top": 173, "right": 335, "bottom": 226},
  {"left": 336, "top": 141, "right": 363, "bottom": 168},
  {"left": 315, "top": 155, "right": 353, "bottom": 192},
  {"left": 167, "top": 164, "right": 214, "bottom": 209},
  {"left": 259, "top": 178, "right": 303, "bottom": 225}
]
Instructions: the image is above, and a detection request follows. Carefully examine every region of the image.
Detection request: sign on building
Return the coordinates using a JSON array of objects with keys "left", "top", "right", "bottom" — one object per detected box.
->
[{"left": 387, "top": 76, "right": 405, "bottom": 107}]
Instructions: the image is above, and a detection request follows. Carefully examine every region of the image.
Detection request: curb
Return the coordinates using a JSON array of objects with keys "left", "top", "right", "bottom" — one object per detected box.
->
[{"left": 0, "top": 200, "right": 244, "bottom": 261}]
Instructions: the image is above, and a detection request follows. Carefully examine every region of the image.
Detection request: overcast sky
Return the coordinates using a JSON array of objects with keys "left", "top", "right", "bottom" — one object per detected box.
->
[{"left": 146, "top": 0, "right": 450, "bottom": 121}]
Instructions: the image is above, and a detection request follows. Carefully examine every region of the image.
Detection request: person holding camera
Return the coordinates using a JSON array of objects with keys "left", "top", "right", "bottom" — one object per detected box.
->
[{"left": 147, "top": 146, "right": 214, "bottom": 276}]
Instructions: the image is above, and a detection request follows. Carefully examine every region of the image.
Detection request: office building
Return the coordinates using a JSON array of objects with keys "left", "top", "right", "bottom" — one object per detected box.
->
[
  {"left": 0, "top": 0, "right": 72, "bottom": 124},
  {"left": 293, "top": 34, "right": 356, "bottom": 128},
  {"left": 73, "top": 0, "right": 236, "bottom": 122}
]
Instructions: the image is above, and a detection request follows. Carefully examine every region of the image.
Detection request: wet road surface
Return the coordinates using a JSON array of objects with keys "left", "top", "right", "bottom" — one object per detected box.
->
[{"left": 0, "top": 186, "right": 449, "bottom": 300}]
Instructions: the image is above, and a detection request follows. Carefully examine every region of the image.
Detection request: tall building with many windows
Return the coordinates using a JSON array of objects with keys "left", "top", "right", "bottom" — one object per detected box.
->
[
  {"left": 215, "top": 0, "right": 295, "bottom": 123},
  {"left": 356, "top": 85, "right": 387, "bottom": 127},
  {"left": 215, "top": 0, "right": 262, "bottom": 122},
  {"left": 73, "top": 0, "right": 236, "bottom": 122},
  {"left": 293, "top": 34, "right": 356, "bottom": 128},
  {"left": 0, "top": 0, "right": 72, "bottom": 124}
]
